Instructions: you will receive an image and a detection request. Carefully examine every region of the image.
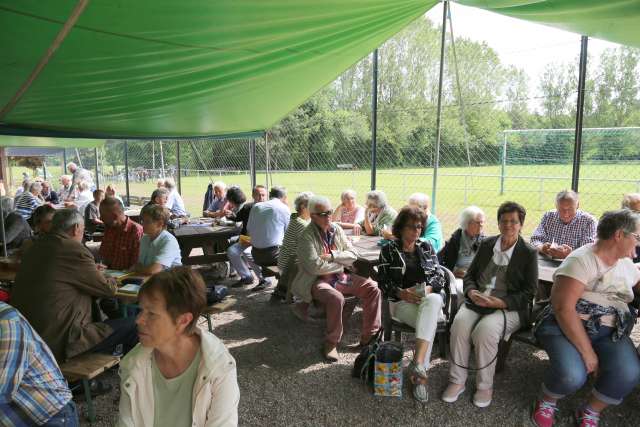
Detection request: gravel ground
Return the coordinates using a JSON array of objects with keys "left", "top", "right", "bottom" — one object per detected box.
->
[{"left": 78, "top": 278, "right": 640, "bottom": 426}]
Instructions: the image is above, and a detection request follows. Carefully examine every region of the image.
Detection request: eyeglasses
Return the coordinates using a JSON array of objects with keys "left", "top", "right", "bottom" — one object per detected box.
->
[
  {"left": 405, "top": 223, "right": 423, "bottom": 230},
  {"left": 312, "top": 210, "right": 332, "bottom": 217},
  {"left": 629, "top": 232, "right": 640, "bottom": 242},
  {"left": 499, "top": 219, "right": 520, "bottom": 225}
]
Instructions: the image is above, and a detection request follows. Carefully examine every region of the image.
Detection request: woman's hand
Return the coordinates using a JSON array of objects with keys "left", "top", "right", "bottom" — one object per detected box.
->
[
  {"left": 352, "top": 224, "right": 362, "bottom": 236},
  {"left": 468, "top": 290, "right": 506, "bottom": 309},
  {"left": 581, "top": 348, "right": 599, "bottom": 375},
  {"left": 398, "top": 288, "right": 422, "bottom": 304}
]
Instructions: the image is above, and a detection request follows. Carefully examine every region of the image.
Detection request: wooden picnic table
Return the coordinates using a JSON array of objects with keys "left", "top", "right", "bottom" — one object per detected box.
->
[
  {"left": 172, "top": 221, "right": 240, "bottom": 266},
  {"left": 350, "top": 235, "right": 383, "bottom": 277},
  {"left": 124, "top": 206, "right": 143, "bottom": 224}
]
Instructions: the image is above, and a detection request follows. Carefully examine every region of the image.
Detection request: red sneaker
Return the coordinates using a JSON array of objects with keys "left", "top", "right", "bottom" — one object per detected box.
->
[
  {"left": 575, "top": 407, "right": 600, "bottom": 427},
  {"left": 531, "top": 399, "right": 557, "bottom": 427}
]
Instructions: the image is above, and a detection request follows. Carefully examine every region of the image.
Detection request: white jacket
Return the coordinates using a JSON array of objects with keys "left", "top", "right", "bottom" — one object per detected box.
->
[{"left": 118, "top": 328, "right": 240, "bottom": 427}]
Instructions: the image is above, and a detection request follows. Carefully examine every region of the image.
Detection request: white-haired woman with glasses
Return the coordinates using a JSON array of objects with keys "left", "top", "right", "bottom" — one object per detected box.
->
[
  {"left": 332, "top": 189, "right": 365, "bottom": 235},
  {"left": 359, "top": 190, "right": 397, "bottom": 237},
  {"left": 438, "top": 206, "right": 486, "bottom": 279},
  {"left": 407, "top": 193, "right": 444, "bottom": 251}
]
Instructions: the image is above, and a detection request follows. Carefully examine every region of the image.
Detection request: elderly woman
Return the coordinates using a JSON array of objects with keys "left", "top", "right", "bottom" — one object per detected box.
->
[
  {"left": 407, "top": 193, "right": 444, "bottom": 251},
  {"left": 1, "top": 196, "right": 32, "bottom": 251},
  {"left": 132, "top": 204, "right": 182, "bottom": 275},
  {"left": 378, "top": 206, "right": 447, "bottom": 403},
  {"left": 203, "top": 181, "right": 230, "bottom": 218},
  {"left": 148, "top": 187, "right": 169, "bottom": 208},
  {"left": 14, "top": 181, "right": 43, "bottom": 220},
  {"left": 359, "top": 190, "right": 397, "bottom": 237},
  {"left": 621, "top": 193, "right": 640, "bottom": 263},
  {"left": 438, "top": 205, "right": 486, "bottom": 278},
  {"left": 332, "top": 190, "right": 365, "bottom": 235},
  {"left": 531, "top": 209, "right": 640, "bottom": 427},
  {"left": 164, "top": 178, "right": 188, "bottom": 217},
  {"left": 273, "top": 192, "right": 314, "bottom": 301},
  {"left": 105, "top": 184, "right": 124, "bottom": 205},
  {"left": 442, "top": 201, "right": 537, "bottom": 408},
  {"left": 118, "top": 268, "right": 239, "bottom": 426},
  {"left": 70, "top": 181, "right": 93, "bottom": 214}
]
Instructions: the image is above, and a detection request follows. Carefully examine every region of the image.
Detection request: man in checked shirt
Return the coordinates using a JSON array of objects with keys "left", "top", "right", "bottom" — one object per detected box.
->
[{"left": 530, "top": 190, "right": 597, "bottom": 260}]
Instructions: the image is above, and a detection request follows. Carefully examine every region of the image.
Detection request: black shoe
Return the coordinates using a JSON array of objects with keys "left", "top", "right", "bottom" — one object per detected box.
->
[
  {"left": 270, "top": 288, "right": 287, "bottom": 302},
  {"left": 250, "top": 280, "right": 269, "bottom": 292},
  {"left": 71, "top": 379, "right": 112, "bottom": 398},
  {"left": 231, "top": 277, "right": 254, "bottom": 288}
]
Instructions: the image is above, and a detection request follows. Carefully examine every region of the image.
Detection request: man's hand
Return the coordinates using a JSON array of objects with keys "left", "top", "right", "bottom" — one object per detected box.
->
[
  {"left": 319, "top": 253, "right": 332, "bottom": 261},
  {"left": 96, "top": 263, "right": 107, "bottom": 271},
  {"left": 540, "top": 242, "right": 552, "bottom": 255},
  {"left": 548, "top": 244, "right": 571, "bottom": 259},
  {"left": 398, "top": 288, "right": 422, "bottom": 304}
]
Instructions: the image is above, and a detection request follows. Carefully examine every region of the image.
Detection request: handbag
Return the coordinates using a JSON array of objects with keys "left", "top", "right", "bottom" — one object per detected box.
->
[
  {"left": 374, "top": 341, "right": 403, "bottom": 397},
  {"left": 352, "top": 328, "right": 384, "bottom": 387},
  {"left": 464, "top": 298, "right": 498, "bottom": 316}
]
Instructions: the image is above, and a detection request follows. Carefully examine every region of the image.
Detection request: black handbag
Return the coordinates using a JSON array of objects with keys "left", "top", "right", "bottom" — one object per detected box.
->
[
  {"left": 464, "top": 298, "right": 498, "bottom": 316},
  {"left": 351, "top": 328, "right": 384, "bottom": 386}
]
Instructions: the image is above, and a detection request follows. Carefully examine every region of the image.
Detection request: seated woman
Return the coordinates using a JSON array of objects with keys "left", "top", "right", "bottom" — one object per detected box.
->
[
  {"left": 132, "top": 204, "right": 182, "bottom": 275},
  {"left": 147, "top": 188, "right": 186, "bottom": 227},
  {"left": 332, "top": 189, "right": 364, "bottom": 235},
  {"left": 105, "top": 184, "right": 124, "bottom": 206},
  {"left": 203, "top": 181, "right": 230, "bottom": 219},
  {"left": 438, "top": 205, "right": 486, "bottom": 278},
  {"left": 1, "top": 196, "right": 32, "bottom": 252},
  {"left": 377, "top": 206, "right": 447, "bottom": 403},
  {"left": 407, "top": 193, "right": 444, "bottom": 251},
  {"left": 163, "top": 178, "right": 188, "bottom": 218},
  {"left": 274, "top": 191, "right": 313, "bottom": 301},
  {"left": 118, "top": 267, "right": 239, "bottom": 426},
  {"left": 621, "top": 193, "right": 640, "bottom": 262},
  {"left": 68, "top": 181, "right": 93, "bottom": 213},
  {"left": 443, "top": 201, "right": 536, "bottom": 408},
  {"left": 359, "top": 190, "right": 397, "bottom": 237},
  {"left": 531, "top": 209, "right": 640, "bottom": 427}
]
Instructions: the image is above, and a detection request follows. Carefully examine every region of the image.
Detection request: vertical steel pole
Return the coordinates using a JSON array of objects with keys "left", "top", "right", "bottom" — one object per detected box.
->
[
  {"left": 124, "top": 141, "right": 130, "bottom": 206},
  {"left": 43, "top": 161, "right": 48, "bottom": 180},
  {"left": 94, "top": 147, "right": 100, "bottom": 189},
  {"left": 176, "top": 141, "right": 182, "bottom": 194},
  {"left": 500, "top": 132, "right": 507, "bottom": 195},
  {"left": 571, "top": 36, "right": 588, "bottom": 192},
  {"left": 0, "top": 197, "right": 7, "bottom": 257},
  {"left": 62, "top": 149, "right": 68, "bottom": 175},
  {"left": 370, "top": 49, "right": 379, "bottom": 191},
  {"left": 265, "top": 133, "right": 271, "bottom": 188},
  {"left": 250, "top": 139, "right": 257, "bottom": 189},
  {"left": 431, "top": 1, "right": 448, "bottom": 215}
]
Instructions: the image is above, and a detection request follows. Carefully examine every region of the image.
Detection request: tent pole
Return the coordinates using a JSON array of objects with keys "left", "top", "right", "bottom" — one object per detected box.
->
[
  {"left": 431, "top": 0, "right": 448, "bottom": 215},
  {"left": 94, "top": 147, "right": 100, "bottom": 189},
  {"left": 159, "top": 141, "right": 165, "bottom": 179},
  {"left": 63, "top": 149, "right": 68, "bottom": 175},
  {"left": 124, "top": 141, "right": 130, "bottom": 206},
  {"left": 571, "top": 36, "right": 588, "bottom": 192},
  {"left": 370, "top": 48, "right": 379, "bottom": 191},
  {"left": 75, "top": 148, "right": 83, "bottom": 168},
  {"left": 0, "top": 197, "right": 7, "bottom": 257},
  {"left": 265, "top": 133, "right": 270, "bottom": 188},
  {"left": 176, "top": 141, "right": 182, "bottom": 194},
  {"left": 250, "top": 139, "right": 257, "bottom": 189},
  {"left": 43, "top": 160, "right": 48, "bottom": 181}
]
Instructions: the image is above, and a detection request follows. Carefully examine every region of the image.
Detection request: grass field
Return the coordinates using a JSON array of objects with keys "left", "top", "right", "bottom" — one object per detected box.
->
[{"left": 11, "top": 163, "right": 639, "bottom": 238}]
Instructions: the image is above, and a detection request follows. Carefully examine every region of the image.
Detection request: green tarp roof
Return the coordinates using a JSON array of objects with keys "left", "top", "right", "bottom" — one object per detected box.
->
[{"left": 1, "top": 0, "right": 639, "bottom": 139}]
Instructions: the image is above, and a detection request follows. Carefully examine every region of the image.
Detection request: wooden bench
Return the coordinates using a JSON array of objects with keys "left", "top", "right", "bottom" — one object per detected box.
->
[
  {"left": 60, "top": 353, "right": 120, "bottom": 423},
  {"left": 202, "top": 296, "right": 237, "bottom": 332}
]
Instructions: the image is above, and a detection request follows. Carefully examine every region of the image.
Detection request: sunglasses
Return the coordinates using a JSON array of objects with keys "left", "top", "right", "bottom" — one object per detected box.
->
[{"left": 312, "top": 210, "right": 332, "bottom": 217}]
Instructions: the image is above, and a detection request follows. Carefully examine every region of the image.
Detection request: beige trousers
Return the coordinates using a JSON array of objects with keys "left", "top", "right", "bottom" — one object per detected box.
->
[{"left": 448, "top": 304, "right": 520, "bottom": 390}]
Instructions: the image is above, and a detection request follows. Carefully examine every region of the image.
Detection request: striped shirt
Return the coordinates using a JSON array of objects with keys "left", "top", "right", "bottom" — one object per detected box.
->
[
  {"left": 277, "top": 213, "right": 309, "bottom": 272},
  {"left": 530, "top": 209, "right": 597, "bottom": 250},
  {"left": 0, "top": 302, "right": 72, "bottom": 426},
  {"left": 14, "top": 192, "right": 41, "bottom": 220}
]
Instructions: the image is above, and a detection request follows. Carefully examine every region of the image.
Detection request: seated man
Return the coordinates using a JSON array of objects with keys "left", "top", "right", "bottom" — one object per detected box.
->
[
  {"left": 291, "top": 195, "right": 381, "bottom": 362},
  {"left": 203, "top": 181, "right": 230, "bottom": 218},
  {"left": 40, "top": 180, "right": 59, "bottom": 204},
  {"left": 246, "top": 186, "right": 290, "bottom": 292},
  {"left": 99, "top": 197, "right": 144, "bottom": 270},
  {"left": 84, "top": 188, "right": 105, "bottom": 234},
  {"left": 58, "top": 175, "right": 74, "bottom": 201},
  {"left": 10, "top": 209, "right": 138, "bottom": 362},
  {"left": 407, "top": 192, "right": 444, "bottom": 252},
  {"left": 14, "top": 181, "right": 43, "bottom": 220},
  {"left": 0, "top": 302, "right": 78, "bottom": 426},
  {"left": 530, "top": 190, "right": 597, "bottom": 259},
  {"left": 132, "top": 204, "right": 182, "bottom": 275},
  {"left": 118, "top": 268, "right": 239, "bottom": 426},
  {"left": 1, "top": 196, "right": 32, "bottom": 251},
  {"left": 163, "top": 178, "right": 188, "bottom": 218},
  {"left": 20, "top": 204, "right": 56, "bottom": 253}
]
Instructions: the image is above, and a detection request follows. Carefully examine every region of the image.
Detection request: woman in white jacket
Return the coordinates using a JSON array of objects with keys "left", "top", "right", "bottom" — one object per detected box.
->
[{"left": 118, "top": 268, "right": 239, "bottom": 427}]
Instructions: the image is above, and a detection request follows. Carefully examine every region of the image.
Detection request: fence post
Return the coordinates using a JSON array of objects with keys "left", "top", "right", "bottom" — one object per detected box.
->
[
  {"left": 176, "top": 141, "right": 182, "bottom": 194},
  {"left": 464, "top": 174, "right": 468, "bottom": 204},
  {"left": 124, "top": 141, "right": 130, "bottom": 207},
  {"left": 94, "top": 147, "right": 100, "bottom": 189},
  {"left": 539, "top": 177, "right": 544, "bottom": 210},
  {"left": 500, "top": 132, "right": 507, "bottom": 195}
]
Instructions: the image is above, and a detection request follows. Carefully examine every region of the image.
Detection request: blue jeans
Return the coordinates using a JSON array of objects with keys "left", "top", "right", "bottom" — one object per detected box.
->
[
  {"left": 535, "top": 315, "right": 640, "bottom": 405},
  {"left": 44, "top": 401, "right": 79, "bottom": 426}
]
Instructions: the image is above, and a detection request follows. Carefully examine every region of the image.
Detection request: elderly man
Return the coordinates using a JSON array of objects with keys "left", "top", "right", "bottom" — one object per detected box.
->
[
  {"left": 41, "top": 180, "right": 59, "bottom": 204},
  {"left": 0, "top": 302, "right": 78, "bottom": 426},
  {"left": 14, "top": 181, "right": 43, "bottom": 219},
  {"left": 67, "top": 162, "right": 94, "bottom": 196},
  {"left": 246, "top": 186, "right": 290, "bottom": 292},
  {"left": 530, "top": 190, "right": 597, "bottom": 259},
  {"left": 10, "top": 209, "right": 138, "bottom": 363},
  {"left": 99, "top": 197, "right": 144, "bottom": 270},
  {"left": 291, "top": 195, "right": 381, "bottom": 361},
  {"left": 203, "top": 181, "right": 230, "bottom": 218},
  {"left": 58, "top": 175, "right": 74, "bottom": 201},
  {"left": 407, "top": 192, "right": 444, "bottom": 251}
]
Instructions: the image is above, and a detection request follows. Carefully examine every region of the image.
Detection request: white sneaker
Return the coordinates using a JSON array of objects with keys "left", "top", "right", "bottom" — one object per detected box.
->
[
  {"left": 473, "top": 388, "right": 493, "bottom": 408},
  {"left": 441, "top": 383, "right": 465, "bottom": 403}
]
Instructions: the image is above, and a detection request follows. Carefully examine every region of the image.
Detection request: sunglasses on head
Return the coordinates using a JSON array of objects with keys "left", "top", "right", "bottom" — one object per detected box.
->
[{"left": 313, "top": 210, "right": 332, "bottom": 217}]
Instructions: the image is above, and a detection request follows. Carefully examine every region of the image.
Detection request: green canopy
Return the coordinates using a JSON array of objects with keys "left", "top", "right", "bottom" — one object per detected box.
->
[
  {"left": 1, "top": 0, "right": 639, "bottom": 139},
  {"left": 0, "top": 135, "right": 104, "bottom": 148}
]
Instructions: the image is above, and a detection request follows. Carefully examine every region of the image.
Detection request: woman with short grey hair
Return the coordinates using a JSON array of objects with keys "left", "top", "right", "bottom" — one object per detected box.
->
[
  {"left": 621, "top": 193, "right": 640, "bottom": 212},
  {"left": 359, "top": 190, "right": 397, "bottom": 237},
  {"left": 274, "top": 192, "right": 315, "bottom": 301},
  {"left": 332, "top": 190, "right": 365, "bottom": 235},
  {"left": 407, "top": 193, "right": 444, "bottom": 251},
  {"left": 438, "top": 206, "right": 486, "bottom": 277},
  {"left": 1, "top": 196, "right": 32, "bottom": 251}
]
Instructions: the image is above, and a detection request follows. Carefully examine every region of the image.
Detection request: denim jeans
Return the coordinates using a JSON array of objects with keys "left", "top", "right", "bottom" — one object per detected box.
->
[
  {"left": 44, "top": 401, "right": 79, "bottom": 426},
  {"left": 89, "top": 317, "right": 139, "bottom": 356},
  {"left": 535, "top": 315, "right": 640, "bottom": 405}
]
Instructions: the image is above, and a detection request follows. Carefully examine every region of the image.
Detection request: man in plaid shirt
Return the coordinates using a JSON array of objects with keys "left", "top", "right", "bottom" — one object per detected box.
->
[
  {"left": 99, "top": 197, "right": 143, "bottom": 270},
  {"left": 530, "top": 190, "right": 597, "bottom": 259},
  {"left": 0, "top": 302, "right": 78, "bottom": 426}
]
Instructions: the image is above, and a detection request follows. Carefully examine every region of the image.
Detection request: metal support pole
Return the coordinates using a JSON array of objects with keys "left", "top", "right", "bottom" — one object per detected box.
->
[
  {"left": 63, "top": 149, "right": 68, "bottom": 175},
  {"left": 500, "top": 132, "right": 507, "bottom": 195},
  {"left": 124, "top": 141, "right": 130, "bottom": 206},
  {"left": 176, "top": 141, "right": 182, "bottom": 194},
  {"left": 0, "top": 198, "right": 7, "bottom": 257},
  {"left": 370, "top": 48, "right": 379, "bottom": 191},
  {"left": 159, "top": 141, "right": 166, "bottom": 178},
  {"left": 265, "top": 133, "right": 271, "bottom": 188},
  {"left": 431, "top": 0, "right": 448, "bottom": 215},
  {"left": 249, "top": 139, "right": 257, "bottom": 189},
  {"left": 94, "top": 147, "right": 100, "bottom": 189},
  {"left": 43, "top": 161, "right": 48, "bottom": 181},
  {"left": 571, "top": 36, "right": 588, "bottom": 192}
]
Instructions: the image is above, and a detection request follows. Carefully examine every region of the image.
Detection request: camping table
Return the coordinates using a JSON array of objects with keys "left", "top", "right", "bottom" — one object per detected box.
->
[
  {"left": 350, "top": 235, "right": 382, "bottom": 277},
  {"left": 172, "top": 221, "right": 240, "bottom": 265}
]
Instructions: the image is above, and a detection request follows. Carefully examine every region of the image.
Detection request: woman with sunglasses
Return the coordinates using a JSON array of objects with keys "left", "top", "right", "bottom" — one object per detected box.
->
[
  {"left": 377, "top": 206, "right": 447, "bottom": 403},
  {"left": 443, "top": 201, "right": 537, "bottom": 408},
  {"left": 531, "top": 209, "right": 640, "bottom": 427}
]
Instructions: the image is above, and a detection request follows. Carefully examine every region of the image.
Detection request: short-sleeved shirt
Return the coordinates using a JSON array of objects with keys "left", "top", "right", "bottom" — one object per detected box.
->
[
  {"left": 99, "top": 218, "right": 144, "bottom": 270},
  {"left": 84, "top": 201, "right": 100, "bottom": 233},
  {"left": 151, "top": 350, "right": 200, "bottom": 427},
  {"left": 138, "top": 230, "right": 182, "bottom": 269},
  {"left": 246, "top": 198, "right": 290, "bottom": 249},
  {"left": 554, "top": 244, "right": 640, "bottom": 326}
]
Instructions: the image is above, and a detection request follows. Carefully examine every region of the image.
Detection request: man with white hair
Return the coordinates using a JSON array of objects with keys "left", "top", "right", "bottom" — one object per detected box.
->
[
  {"left": 408, "top": 192, "right": 444, "bottom": 251},
  {"left": 291, "top": 195, "right": 381, "bottom": 362},
  {"left": 58, "top": 174, "right": 74, "bottom": 201},
  {"left": 203, "top": 181, "right": 229, "bottom": 218},
  {"left": 14, "top": 181, "right": 43, "bottom": 219},
  {"left": 163, "top": 177, "right": 188, "bottom": 217},
  {"left": 67, "top": 162, "right": 94, "bottom": 196},
  {"left": 530, "top": 190, "right": 597, "bottom": 259},
  {"left": 11, "top": 209, "right": 138, "bottom": 363}
]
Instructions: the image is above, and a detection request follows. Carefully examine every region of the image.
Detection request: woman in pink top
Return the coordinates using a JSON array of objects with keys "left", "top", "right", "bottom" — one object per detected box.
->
[{"left": 332, "top": 190, "right": 365, "bottom": 235}]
